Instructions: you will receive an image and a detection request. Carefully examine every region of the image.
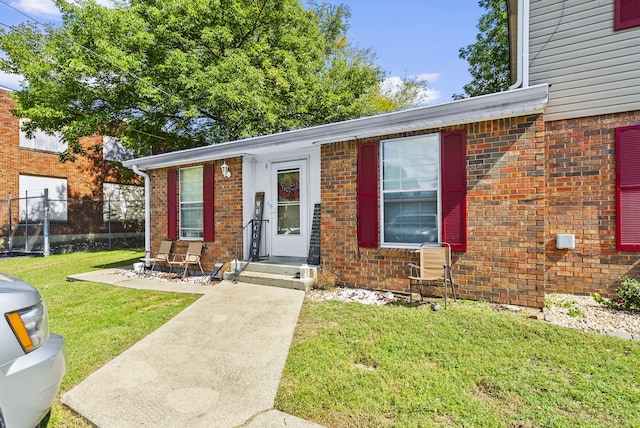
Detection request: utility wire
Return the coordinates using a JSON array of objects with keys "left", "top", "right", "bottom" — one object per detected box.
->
[{"left": 0, "top": 0, "right": 176, "bottom": 143}]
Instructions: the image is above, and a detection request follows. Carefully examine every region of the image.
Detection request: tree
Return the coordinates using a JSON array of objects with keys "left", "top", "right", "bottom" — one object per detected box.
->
[
  {"left": 0, "top": 0, "right": 418, "bottom": 159},
  {"left": 371, "top": 74, "right": 431, "bottom": 112},
  {"left": 456, "top": 0, "right": 510, "bottom": 98}
]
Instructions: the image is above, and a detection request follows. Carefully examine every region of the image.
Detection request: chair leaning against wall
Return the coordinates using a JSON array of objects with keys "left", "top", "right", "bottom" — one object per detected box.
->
[
  {"left": 408, "top": 242, "right": 457, "bottom": 308},
  {"left": 140, "top": 239, "right": 173, "bottom": 272},
  {"left": 168, "top": 241, "right": 205, "bottom": 277}
]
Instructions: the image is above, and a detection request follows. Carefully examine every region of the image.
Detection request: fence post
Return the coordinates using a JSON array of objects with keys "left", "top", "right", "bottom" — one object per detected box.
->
[
  {"left": 24, "top": 190, "right": 29, "bottom": 253},
  {"left": 108, "top": 198, "right": 112, "bottom": 250},
  {"left": 8, "top": 193, "right": 12, "bottom": 255},
  {"left": 43, "top": 188, "right": 50, "bottom": 256}
]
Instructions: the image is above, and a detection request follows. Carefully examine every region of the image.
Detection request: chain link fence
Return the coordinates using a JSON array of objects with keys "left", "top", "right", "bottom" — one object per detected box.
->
[{"left": 0, "top": 190, "right": 144, "bottom": 256}]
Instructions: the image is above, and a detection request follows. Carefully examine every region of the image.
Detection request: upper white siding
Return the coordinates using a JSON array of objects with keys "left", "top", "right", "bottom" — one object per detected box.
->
[{"left": 529, "top": 0, "right": 640, "bottom": 121}]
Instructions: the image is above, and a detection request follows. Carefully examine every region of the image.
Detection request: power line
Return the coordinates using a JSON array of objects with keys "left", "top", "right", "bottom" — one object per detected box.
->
[{"left": 0, "top": 0, "right": 178, "bottom": 143}]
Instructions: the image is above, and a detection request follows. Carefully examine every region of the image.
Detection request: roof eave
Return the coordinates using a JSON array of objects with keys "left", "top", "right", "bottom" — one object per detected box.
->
[{"left": 123, "top": 83, "right": 548, "bottom": 171}]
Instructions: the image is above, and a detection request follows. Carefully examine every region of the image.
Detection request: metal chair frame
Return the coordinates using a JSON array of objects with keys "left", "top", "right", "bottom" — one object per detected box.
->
[
  {"left": 140, "top": 240, "right": 173, "bottom": 272},
  {"left": 168, "top": 241, "right": 205, "bottom": 277},
  {"left": 408, "top": 242, "right": 457, "bottom": 308}
]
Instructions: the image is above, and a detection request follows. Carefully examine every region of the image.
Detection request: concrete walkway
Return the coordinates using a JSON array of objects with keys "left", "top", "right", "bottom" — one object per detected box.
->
[{"left": 61, "top": 270, "right": 323, "bottom": 427}]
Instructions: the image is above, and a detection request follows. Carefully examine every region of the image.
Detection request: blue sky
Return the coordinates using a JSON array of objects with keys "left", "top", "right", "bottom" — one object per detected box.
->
[
  {"left": 322, "top": 1, "right": 484, "bottom": 102},
  {"left": 0, "top": 0, "right": 484, "bottom": 103}
]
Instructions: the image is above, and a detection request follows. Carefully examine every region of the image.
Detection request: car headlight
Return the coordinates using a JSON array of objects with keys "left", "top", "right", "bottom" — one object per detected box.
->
[{"left": 5, "top": 300, "right": 50, "bottom": 353}]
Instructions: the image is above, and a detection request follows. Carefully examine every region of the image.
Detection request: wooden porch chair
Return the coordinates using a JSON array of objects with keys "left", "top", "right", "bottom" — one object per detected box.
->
[
  {"left": 408, "top": 242, "right": 456, "bottom": 308},
  {"left": 168, "top": 241, "right": 205, "bottom": 277},
  {"left": 140, "top": 240, "right": 173, "bottom": 271}
]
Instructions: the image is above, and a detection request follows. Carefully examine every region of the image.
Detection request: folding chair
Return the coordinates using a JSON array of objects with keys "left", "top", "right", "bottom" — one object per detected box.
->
[
  {"left": 140, "top": 240, "right": 173, "bottom": 272},
  {"left": 408, "top": 242, "right": 456, "bottom": 308},
  {"left": 168, "top": 241, "right": 205, "bottom": 277}
]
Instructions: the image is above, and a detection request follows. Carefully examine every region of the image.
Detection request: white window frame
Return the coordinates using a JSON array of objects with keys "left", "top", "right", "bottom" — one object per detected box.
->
[
  {"left": 18, "top": 175, "right": 68, "bottom": 222},
  {"left": 379, "top": 133, "right": 442, "bottom": 249},
  {"left": 19, "top": 119, "right": 67, "bottom": 153},
  {"left": 179, "top": 166, "right": 204, "bottom": 240}
]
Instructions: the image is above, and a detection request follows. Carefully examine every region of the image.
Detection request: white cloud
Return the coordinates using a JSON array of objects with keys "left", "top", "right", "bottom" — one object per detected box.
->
[
  {"left": 381, "top": 73, "right": 441, "bottom": 105},
  {"left": 9, "top": 0, "right": 61, "bottom": 19}
]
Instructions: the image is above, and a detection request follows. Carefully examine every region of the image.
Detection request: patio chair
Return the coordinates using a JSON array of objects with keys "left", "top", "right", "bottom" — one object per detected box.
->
[
  {"left": 168, "top": 241, "right": 205, "bottom": 277},
  {"left": 408, "top": 242, "right": 456, "bottom": 308},
  {"left": 140, "top": 240, "right": 173, "bottom": 272}
]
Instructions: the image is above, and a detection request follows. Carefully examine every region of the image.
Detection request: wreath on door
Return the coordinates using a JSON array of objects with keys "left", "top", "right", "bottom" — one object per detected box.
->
[{"left": 278, "top": 172, "right": 300, "bottom": 201}]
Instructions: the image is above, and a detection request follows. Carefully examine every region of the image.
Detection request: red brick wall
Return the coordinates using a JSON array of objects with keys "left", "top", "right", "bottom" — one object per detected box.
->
[
  {"left": 545, "top": 111, "right": 640, "bottom": 297},
  {"left": 137, "top": 110, "right": 640, "bottom": 306},
  {"left": 465, "top": 115, "right": 546, "bottom": 307},
  {"left": 147, "top": 157, "right": 243, "bottom": 272},
  {"left": 321, "top": 115, "right": 548, "bottom": 307},
  {"left": 1, "top": 88, "right": 126, "bottom": 221}
]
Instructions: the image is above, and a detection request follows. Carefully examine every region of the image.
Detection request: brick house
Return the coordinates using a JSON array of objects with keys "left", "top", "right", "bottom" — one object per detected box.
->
[
  {"left": 123, "top": 0, "right": 640, "bottom": 307},
  {"left": 0, "top": 87, "right": 141, "bottom": 253}
]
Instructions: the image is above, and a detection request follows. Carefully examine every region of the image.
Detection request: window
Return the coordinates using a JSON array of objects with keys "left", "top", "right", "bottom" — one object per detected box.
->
[
  {"left": 179, "top": 166, "right": 204, "bottom": 239},
  {"left": 103, "top": 136, "right": 133, "bottom": 162},
  {"left": 19, "top": 175, "right": 68, "bottom": 222},
  {"left": 103, "top": 183, "right": 144, "bottom": 222},
  {"left": 615, "top": 0, "right": 640, "bottom": 30},
  {"left": 168, "top": 165, "right": 215, "bottom": 241},
  {"left": 381, "top": 134, "right": 440, "bottom": 246},
  {"left": 277, "top": 169, "right": 301, "bottom": 235},
  {"left": 616, "top": 124, "right": 640, "bottom": 250},
  {"left": 19, "top": 119, "right": 67, "bottom": 153},
  {"left": 357, "top": 131, "right": 466, "bottom": 251}
]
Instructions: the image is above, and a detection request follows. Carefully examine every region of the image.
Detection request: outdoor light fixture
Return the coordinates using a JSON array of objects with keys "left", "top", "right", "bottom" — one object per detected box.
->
[{"left": 221, "top": 161, "right": 231, "bottom": 178}]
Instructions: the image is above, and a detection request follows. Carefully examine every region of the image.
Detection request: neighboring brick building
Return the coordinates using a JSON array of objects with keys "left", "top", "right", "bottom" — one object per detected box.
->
[
  {"left": 0, "top": 87, "right": 142, "bottom": 253},
  {"left": 123, "top": 0, "right": 640, "bottom": 307}
]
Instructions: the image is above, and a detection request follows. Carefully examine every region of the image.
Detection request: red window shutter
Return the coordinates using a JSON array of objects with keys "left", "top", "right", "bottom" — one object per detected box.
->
[
  {"left": 203, "top": 164, "right": 215, "bottom": 242},
  {"left": 441, "top": 131, "right": 467, "bottom": 251},
  {"left": 616, "top": 124, "right": 640, "bottom": 251},
  {"left": 615, "top": 0, "right": 640, "bottom": 30},
  {"left": 357, "top": 142, "right": 379, "bottom": 248},
  {"left": 167, "top": 169, "right": 177, "bottom": 240}
]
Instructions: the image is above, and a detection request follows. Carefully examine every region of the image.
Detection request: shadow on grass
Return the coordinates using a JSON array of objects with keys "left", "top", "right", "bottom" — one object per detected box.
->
[{"left": 94, "top": 256, "right": 143, "bottom": 270}]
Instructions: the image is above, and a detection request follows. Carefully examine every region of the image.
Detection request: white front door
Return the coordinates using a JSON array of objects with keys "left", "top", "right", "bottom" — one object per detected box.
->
[{"left": 271, "top": 160, "right": 308, "bottom": 257}]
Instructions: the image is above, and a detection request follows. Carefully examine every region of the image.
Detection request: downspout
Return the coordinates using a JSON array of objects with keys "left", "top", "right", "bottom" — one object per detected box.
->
[
  {"left": 132, "top": 165, "right": 151, "bottom": 262},
  {"left": 509, "top": 0, "right": 530, "bottom": 90}
]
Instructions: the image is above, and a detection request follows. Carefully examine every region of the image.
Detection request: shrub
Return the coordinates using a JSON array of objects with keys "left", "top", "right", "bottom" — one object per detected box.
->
[
  {"left": 592, "top": 276, "right": 640, "bottom": 311},
  {"left": 314, "top": 264, "right": 337, "bottom": 290}
]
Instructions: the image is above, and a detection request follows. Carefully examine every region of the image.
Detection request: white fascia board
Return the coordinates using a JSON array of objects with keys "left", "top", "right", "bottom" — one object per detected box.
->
[{"left": 123, "top": 84, "right": 548, "bottom": 171}]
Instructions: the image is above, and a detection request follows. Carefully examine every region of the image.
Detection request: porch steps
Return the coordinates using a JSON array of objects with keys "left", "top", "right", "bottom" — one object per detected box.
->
[{"left": 223, "top": 261, "right": 316, "bottom": 291}]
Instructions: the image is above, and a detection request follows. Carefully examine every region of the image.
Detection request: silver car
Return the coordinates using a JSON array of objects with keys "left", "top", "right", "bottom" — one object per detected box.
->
[{"left": 0, "top": 274, "right": 65, "bottom": 428}]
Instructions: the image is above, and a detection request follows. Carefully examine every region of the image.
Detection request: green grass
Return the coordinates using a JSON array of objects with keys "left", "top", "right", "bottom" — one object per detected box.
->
[
  {"left": 0, "top": 250, "right": 201, "bottom": 427},
  {"left": 276, "top": 299, "right": 640, "bottom": 427}
]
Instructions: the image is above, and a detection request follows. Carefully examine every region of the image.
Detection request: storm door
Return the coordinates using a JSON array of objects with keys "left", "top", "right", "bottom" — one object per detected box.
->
[{"left": 271, "top": 160, "right": 308, "bottom": 257}]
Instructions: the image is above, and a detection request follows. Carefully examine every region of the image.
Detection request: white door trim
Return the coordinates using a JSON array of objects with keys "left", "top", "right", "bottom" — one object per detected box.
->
[{"left": 271, "top": 158, "right": 309, "bottom": 257}]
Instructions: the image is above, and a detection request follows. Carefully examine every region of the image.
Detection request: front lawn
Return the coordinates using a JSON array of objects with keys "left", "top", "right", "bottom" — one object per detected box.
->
[
  {"left": 276, "top": 298, "right": 640, "bottom": 427},
  {"left": 0, "top": 250, "right": 201, "bottom": 427}
]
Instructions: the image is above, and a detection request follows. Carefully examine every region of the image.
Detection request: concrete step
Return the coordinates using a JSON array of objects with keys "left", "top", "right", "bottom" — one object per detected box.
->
[
  {"left": 243, "top": 262, "right": 305, "bottom": 276},
  {"left": 223, "top": 261, "right": 317, "bottom": 291},
  {"left": 223, "top": 269, "right": 314, "bottom": 291}
]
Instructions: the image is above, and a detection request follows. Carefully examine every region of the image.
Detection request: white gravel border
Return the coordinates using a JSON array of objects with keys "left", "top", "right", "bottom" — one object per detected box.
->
[
  {"left": 307, "top": 287, "right": 640, "bottom": 340},
  {"left": 543, "top": 294, "right": 640, "bottom": 340},
  {"left": 118, "top": 270, "right": 640, "bottom": 341}
]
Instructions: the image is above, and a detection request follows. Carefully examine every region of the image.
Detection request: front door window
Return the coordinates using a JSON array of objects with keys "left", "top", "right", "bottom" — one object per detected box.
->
[{"left": 277, "top": 169, "right": 301, "bottom": 235}]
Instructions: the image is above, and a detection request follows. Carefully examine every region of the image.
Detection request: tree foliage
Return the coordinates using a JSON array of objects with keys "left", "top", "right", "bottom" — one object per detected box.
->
[
  {"left": 457, "top": 0, "right": 510, "bottom": 98},
  {"left": 0, "top": 0, "right": 422, "bottom": 159}
]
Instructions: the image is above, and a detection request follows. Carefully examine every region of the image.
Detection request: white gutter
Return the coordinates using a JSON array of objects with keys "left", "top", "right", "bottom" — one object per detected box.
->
[
  {"left": 509, "top": 0, "right": 530, "bottom": 90},
  {"left": 132, "top": 165, "right": 151, "bottom": 262},
  {"left": 123, "top": 84, "right": 548, "bottom": 171}
]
